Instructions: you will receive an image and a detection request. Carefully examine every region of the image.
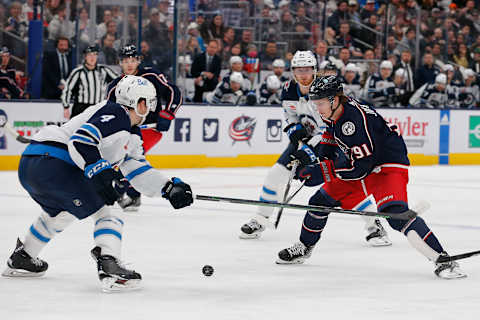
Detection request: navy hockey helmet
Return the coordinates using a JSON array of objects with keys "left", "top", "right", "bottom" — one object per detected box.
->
[
  {"left": 83, "top": 45, "right": 99, "bottom": 54},
  {"left": 309, "top": 75, "right": 343, "bottom": 101},
  {"left": 119, "top": 45, "right": 139, "bottom": 59}
]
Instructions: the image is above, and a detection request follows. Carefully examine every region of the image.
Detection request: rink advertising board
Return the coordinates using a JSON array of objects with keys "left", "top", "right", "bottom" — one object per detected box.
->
[{"left": 1, "top": 102, "right": 479, "bottom": 170}]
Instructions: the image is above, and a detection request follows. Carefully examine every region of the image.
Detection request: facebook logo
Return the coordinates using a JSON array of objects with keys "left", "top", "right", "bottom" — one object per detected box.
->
[
  {"left": 266, "top": 119, "right": 282, "bottom": 142},
  {"left": 203, "top": 119, "right": 219, "bottom": 142},
  {"left": 174, "top": 118, "right": 191, "bottom": 142}
]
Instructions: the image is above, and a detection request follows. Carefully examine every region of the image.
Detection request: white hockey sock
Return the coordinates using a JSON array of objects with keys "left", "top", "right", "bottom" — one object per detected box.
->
[
  {"left": 256, "top": 163, "right": 291, "bottom": 219},
  {"left": 23, "top": 211, "right": 76, "bottom": 257},
  {"left": 91, "top": 206, "right": 123, "bottom": 258},
  {"left": 406, "top": 230, "right": 441, "bottom": 262}
]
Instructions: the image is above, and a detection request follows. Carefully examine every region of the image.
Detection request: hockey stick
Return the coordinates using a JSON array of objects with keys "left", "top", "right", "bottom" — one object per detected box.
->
[
  {"left": 0, "top": 120, "right": 31, "bottom": 144},
  {"left": 286, "top": 180, "right": 305, "bottom": 203},
  {"left": 195, "top": 194, "right": 417, "bottom": 220},
  {"left": 436, "top": 250, "right": 480, "bottom": 263},
  {"left": 275, "top": 161, "right": 299, "bottom": 229}
]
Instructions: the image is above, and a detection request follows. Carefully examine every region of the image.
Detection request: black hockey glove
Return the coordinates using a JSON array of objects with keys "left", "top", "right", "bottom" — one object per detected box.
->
[
  {"left": 290, "top": 144, "right": 318, "bottom": 166},
  {"left": 156, "top": 110, "right": 175, "bottom": 132},
  {"left": 284, "top": 123, "right": 308, "bottom": 147},
  {"left": 85, "top": 159, "right": 120, "bottom": 206},
  {"left": 162, "top": 177, "right": 193, "bottom": 209}
]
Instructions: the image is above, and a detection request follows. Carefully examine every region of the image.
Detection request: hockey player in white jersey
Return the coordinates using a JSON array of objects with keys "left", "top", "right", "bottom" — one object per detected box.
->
[
  {"left": 239, "top": 51, "right": 391, "bottom": 246},
  {"left": 458, "top": 69, "right": 480, "bottom": 108},
  {"left": 362, "top": 60, "right": 396, "bottom": 107},
  {"left": 2, "top": 76, "right": 194, "bottom": 292},
  {"left": 409, "top": 73, "right": 449, "bottom": 108},
  {"left": 341, "top": 63, "right": 362, "bottom": 100},
  {"left": 258, "top": 74, "right": 282, "bottom": 105},
  {"left": 208, "top": 72, "right": 248, "bottom": 104}
]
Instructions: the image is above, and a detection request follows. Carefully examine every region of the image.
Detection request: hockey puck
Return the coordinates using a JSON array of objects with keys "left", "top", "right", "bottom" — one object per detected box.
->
[{"left": 202, "top": 265, "right": 214, "bottom": 276}]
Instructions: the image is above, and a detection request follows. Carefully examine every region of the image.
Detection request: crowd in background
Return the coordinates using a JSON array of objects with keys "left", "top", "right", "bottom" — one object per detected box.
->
[{"left": 1, "top": 0, "right": 480, "bottom": 108}]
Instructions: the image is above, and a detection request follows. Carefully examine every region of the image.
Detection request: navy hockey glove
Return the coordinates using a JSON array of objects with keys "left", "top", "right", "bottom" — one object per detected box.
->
[
  {"left": 295, "top": 165, "right": 324, "bottom": 187},
  {"left": 85, "top": 159, "right": 120, "bottom": 206},
  {"left": 291, "top": 144, "right": 318, "bottom": 166},
  {"left": 156, "top": 110, "right": 175, "bottom": 132},
  {"left": 162, "top": 177, "right": 193, "bottom": 209},
  {"left": 284, "top": 123, "right": 308, "bottom": 147}
]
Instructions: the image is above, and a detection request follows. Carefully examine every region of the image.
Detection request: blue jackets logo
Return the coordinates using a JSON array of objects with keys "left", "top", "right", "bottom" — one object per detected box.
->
[
  {"left": 174, "top": 118, "right": 191, "bottom": 142},
  {"left": 229, "top": 115, "right": 256, "bottom": 145},
  {"left": 0, "top": 109, "right": 8, "bottom": 149},
  {"left": 267, "top": 119, "right": 282, "bottom": 142},
  {"left": 203, "top": 119, "right": 219, "bottom": 142}
]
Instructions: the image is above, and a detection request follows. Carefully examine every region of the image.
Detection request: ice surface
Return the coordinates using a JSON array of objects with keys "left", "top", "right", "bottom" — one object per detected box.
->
[{"left": 1, "top": 166, "right": 479, "bottom": 320}]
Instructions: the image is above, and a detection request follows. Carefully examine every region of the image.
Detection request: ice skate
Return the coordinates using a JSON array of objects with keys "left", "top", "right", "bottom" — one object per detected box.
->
[
  {"left": 117, "top": 194, "right": 141, "bottom": 212},
  {"left": 366, "top": 219, "right": 392, "bottom": 247},
  {"left": 2, "top": 238, "right": 48, "bottom": 277},
  {"left": 276, "top": 242, "right": 314, "bottom": 264},
  {"left": 434, "top": 252, "right": 467, "bottom": 279},
  {"left": 239, "top": 218, "right": 266, "bottom": 239},
  {"left": 91, "top": 246, "right": 142, "bottom": 292}
]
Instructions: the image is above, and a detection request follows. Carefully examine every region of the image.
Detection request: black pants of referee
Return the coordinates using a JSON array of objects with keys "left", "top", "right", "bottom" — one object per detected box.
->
[{"left": 71, "top": 103, "right": 94, "bottom": 119}]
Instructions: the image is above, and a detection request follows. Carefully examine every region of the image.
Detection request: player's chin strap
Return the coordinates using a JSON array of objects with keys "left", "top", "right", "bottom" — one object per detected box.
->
[{"left": 327, "top": 95, "right": 340, "bottom": 120}]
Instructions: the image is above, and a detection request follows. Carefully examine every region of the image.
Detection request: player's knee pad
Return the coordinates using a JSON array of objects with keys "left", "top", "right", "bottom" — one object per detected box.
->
[
  {"left": 353, "top": 195, "right": 380, "bottom": 229},
  {"left": 91, "top": 206, "right": 124, "bottom": 258},
  {"left": 383, "top": 204, "right": 410, "bottom": 232}
]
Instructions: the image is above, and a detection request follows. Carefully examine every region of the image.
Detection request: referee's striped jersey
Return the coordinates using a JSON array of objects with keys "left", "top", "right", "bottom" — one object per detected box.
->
[{"left": 61, "top": 64, "right": 118, "bottom": 107}]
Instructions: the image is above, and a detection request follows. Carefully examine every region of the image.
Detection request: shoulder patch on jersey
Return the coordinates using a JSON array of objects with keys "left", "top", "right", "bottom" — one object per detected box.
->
[{"left": 342, "top": 121, "right": 356, "bottom": 136}]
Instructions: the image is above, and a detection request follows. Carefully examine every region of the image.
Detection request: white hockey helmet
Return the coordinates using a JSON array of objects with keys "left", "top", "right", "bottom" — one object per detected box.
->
[
  {"left": 345, "top": 63, "right": 358, "bottom": 73},
  {"left": 464, "top": 68, "right": 475, "bottom": 78},
  {"left": 266, "top": 75, "right": 281, "bottom": 91},
  {"left": 291, "top": 50, "right": 317, "bottom": 69},
  {"left": 230, "top": 72, "right": 244, "bottom": 84},
  {"left": 435, "top": 73, "right": 447, "bottom": 84},
  {"left": 272, "top": 59, "right": 285, "bottom": 68},
  {"left": 229, "top": 55, "right": 243, "bottom": 66},
  {"left": 443, "top": 64, "right": 454, "bottom": 72},
  {"left": 115, "top": 75, "right": 157, "bottom": 124},
  {"left": 380, "top": 60, "right": 393, "bottom": 70},
  {"left": 394, "top": 68, "right": 406, "bottom": 78}
]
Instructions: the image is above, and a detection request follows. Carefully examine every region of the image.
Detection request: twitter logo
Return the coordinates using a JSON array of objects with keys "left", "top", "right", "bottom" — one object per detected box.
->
[{"left": 203, "top": 119, "right": 219, "bottom": 142}]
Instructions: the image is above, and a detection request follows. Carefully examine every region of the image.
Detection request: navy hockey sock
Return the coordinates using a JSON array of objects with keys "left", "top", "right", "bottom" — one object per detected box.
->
[{"left": 300, "top": 210, "right": 328, "bottom": 246}]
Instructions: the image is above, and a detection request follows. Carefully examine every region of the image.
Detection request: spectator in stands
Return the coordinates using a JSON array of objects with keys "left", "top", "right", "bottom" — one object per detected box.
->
[
  {"left": 272, "top": 59, "right": 289, "bottom": 84},
  {"left": 258, "top": 74, "right": 282, "bottom": 105},
  {"left": 200, "top": 12, "right": 226, "bottom": 43},
  {"left": 395, "top": 27, "right": 416, "bottom": 54},
  {"left": 143, "top": 8, "right": 169, "bottom": 56},
  {"left": 280, "top": 10, "right": 295, "bottom": 33},
  {"left": 362, "top": 60, "right": 395, "bottom": 107},
  {"left": 158, "top": 0, "right": 171, "bottom": 26},
  {"left": 342, "top": 63, "right": 362, "bottom": 100},
  {"left": 458, "top": 68, "right": 480, "bottom": 109},
  {"left": 360, "top": 0, "right": 377, "bottom": 22},
  {"left": 385, "top": 35, "right": 398, "bottom": 58},
  {"left": 191, "top": 39, "right": 222, "bottom": 102},
  {"left": 336, "top": 47, "right": 351, "bottom": 74},
  {"left": 208, "top": 72, "right": 248, "bottom": 105},
  {"left": 41, "top": 37, "right": 72, "bottom": 100},
  {"left": 140, "top": 40, "right": 159, "bottom": 70},
  {"left": 431, "top": 43, "right": 445, "bottom": 70},
  {"left": 106, "top": 20, "right": 121, "bottom": 51},
  {"left": 0, "top": 46, "right": 23, "bottom": 99},
  {"left": 185, "top": 36, "right": 201, "bottom": 60},
  {"left": 336, "top": 22, "right": 363, "bottom": 57},
  {"left": 295, "top": 6, "right": 311, "bottom": 31},
  {"left": 357, "top": 49, "right": 377, "bottom": 83},
  {"left": 77, "top": 8, "right": 91, "bottom": 54},
  {"left": 289, "top": 23, "right": 310, "bottom": 52},
  {"left": 96, "top": 9, "right": 113, "bottom": 40},
  {"left": 360, "top": 14, "right": 379, "bottom": 50},
  {"left": 453, "top": 43, "right": 471, "bottom": 68},
  {"left": 47, "top": 5, "right": 74, "bottom": 45},
  {"left": 347, "top": 0, "right": 362, "bottom": 27},
  {"left": 415, "top": 52, "right": 439, "bottom": 89},
  {"left": 98, "top": 34, "right": 118, "bottom": 65},
  {"left": 470, "top": 48, "right": 480, "bottom": 75},
  {"left": 239, "top": 29, "right": 253, "bottom": 56},
  {"left": 259, "top": 5, "right": 279, "bottom": 39},
  {"left": 222, "top": 27, "right": 236, "bottom": 56},
  {"left": 5, "top": 1, "right": 27, "bottom": 39},
  {"left": 327, "top": 0, "right": 348, "bottom": 33},
  {"left": 259, "top": 41, "right": 280, "bottom": 70},
  {"left": 395, "top": 49, "right": 415, "bottom": 95},
  {"left": 187, "top": 22, "right": 205, "bottom": 52},
  {"left": 118, "top": 12, "right": 138, "bottom": 46}
]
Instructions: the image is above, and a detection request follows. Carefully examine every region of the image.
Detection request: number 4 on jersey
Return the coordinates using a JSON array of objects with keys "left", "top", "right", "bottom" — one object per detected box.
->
[{"left": 100, "top": 115, "right": 115, "bottom": 122}]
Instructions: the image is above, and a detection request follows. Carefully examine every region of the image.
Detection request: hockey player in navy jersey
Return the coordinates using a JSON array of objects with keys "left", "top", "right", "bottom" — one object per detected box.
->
[
  {"left": 207, "top": 71, "right": 249, "bottom": 104},
  {"left": 362, "top": 60, "right": 396, "bottom": 107},
  {"left": 107, "top": 45, "right": 183, "bottom": 211},
  {"left": 341, "top": 63, "right": 362, "bottom": 100},
  {"left": 2, "top": 76, "right": 194, "bottom": 291},
  {"left": 276, "top": 75, "right": 466, "bottom": 279},
  {"left": 409, "top": 73, "right": 449, "bottom": 108},
  {"left": 258, "top": 74, "right": 282, "bottom": 105},
  {"left": 239, "top": 51, "right": 391, "bottom": 247}
]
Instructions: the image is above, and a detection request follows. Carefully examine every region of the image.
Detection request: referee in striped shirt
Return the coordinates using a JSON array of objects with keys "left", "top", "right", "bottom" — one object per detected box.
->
[{"left": 61, "top": 45, "right": 118, "bottom": 119}]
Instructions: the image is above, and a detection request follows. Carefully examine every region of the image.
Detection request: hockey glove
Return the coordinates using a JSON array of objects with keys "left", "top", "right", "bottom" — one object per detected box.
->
[
  {"left": 317, "top": 159, "right": 336, "bottom": 183},
  {"left": 284, "top": 123, "right": 308, "bottom": 147},
  {"left": 291, "top": 144, "right": 318, "bottom": 166},
  {"left": 85, "top": 159, "right": 120, "bottom": 206},
  {"left": 156, "top": 110, "right": 175, "bottom": 132},
  {"left": 295, "top": 165, "right": 324, "bottom": 187},
  {"left": 162, "top": 177, "right": 194, "bottom": 209}
]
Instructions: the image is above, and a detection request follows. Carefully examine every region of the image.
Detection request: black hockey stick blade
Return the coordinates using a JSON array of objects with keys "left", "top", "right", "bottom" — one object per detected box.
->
[
  {"left": 436, "top": 250, "right": 480, "bottom": 263},
  {"left": 195, "top": 194, "right": 417, "bottom": 220}
]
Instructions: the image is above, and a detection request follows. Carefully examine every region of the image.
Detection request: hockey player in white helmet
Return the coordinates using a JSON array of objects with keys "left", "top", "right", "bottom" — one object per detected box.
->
[
  {"left": 259, "top": 74, "right": 282, "bottom": 105},
  {"left": 2, "top": 75, "right": 194, "bottom": 292},
  {"left": 239, "top": 51, "right": 391, "bottom": 247},
  {"left": 342, "top": 63, "right": 362, "bottom": 99},
  {"left": 272, "top": 59, "right": 289, "bottom": 84},
  {"left": 409, "top": 73, "right": 449, "bottom": 108},
  {"left": 209, "top": 71, "right": 248, "bottom": 105},
  {"left": 362, "top": 60, "right": 396, "bottom": 107}
]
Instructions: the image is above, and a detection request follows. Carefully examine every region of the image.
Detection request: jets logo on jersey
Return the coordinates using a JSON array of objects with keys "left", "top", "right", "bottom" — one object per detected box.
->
[
  {"left": 342, "top": 121, "right": 356, "bottom": 136},
  {"left": 229, "top": 115, "right": 256, "bottom": 145},
  {"left": 100, "top": 115, "right": 115, "bottom": 122}
]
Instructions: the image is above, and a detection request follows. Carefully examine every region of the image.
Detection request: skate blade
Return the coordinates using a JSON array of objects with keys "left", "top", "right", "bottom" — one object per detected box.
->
[
  {"left": 436, "top": 271, "right": 468, "bottom": 280},
  {"left": 367, "top": 237, "right": 392, "bottom": 247},
  {"left": 275, "top": 258, "right": 305, "bottom": 265},
  {"left": 2, "top": 266, "right": 45, "bottom": 278},
  {"left": 101, "top": 277, "right": 141, "bottom": 293},
  {"left": 239, "top": 232, "right": 261, "bottom": 240},
  {"left": 122, "top": 206, "right": 140, "bottom": 212}
]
